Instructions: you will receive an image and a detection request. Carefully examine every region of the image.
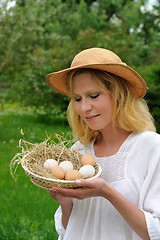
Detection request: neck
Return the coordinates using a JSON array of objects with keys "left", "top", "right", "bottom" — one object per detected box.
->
[
  {"left": 94, "top": 126, "right": 132, "bottom": 157},
  {"left": 101, "top": 126, "right": 131, "bottom": 144}
]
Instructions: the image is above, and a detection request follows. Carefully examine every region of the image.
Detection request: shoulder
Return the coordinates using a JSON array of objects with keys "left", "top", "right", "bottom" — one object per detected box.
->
[
  {"left": 140, "top": 131, "right": 160, "bottom": 140},
  {"left": 128, "top": 131, "right": 160, "bottom": 162},
  {"left": 132, "top": 131, "right": 160, "bottom": 162},
  {"left": 136, "top": 131, "right": 160, "bottom": 150},
  {"left": 127, "top": 132, "right": 160, "bottom": 178},
  {"left": 71, "top": 141, "right": 93, "bottom": 155},
  {"left": 71, "top": 141, "right": 85, "bottom": 152}
]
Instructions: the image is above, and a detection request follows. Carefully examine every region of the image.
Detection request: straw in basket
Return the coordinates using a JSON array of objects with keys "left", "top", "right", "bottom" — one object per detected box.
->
[{"left": 10, "top": 135, "right": 102, "bottom": 190}]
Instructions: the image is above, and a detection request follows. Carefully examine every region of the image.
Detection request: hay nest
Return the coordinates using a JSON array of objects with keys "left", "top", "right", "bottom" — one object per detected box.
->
[{"left": 10, "top": 135, "right": 102, "bottom": 189}]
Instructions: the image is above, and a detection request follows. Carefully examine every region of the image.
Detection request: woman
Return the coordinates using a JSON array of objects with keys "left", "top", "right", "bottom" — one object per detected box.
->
[{"left": 45, "top": 48, "right": 160, "bottom": 240}]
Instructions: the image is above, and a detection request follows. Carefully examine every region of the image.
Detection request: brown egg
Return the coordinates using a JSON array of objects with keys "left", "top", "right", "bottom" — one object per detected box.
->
[
  {"left": 65, "top": 170, "right": 81, "bottom": 181},
  {"left": 81, "top": 154, "right": 95, "bottom": 166},
  {"left": 50, "top": 166, "right": 65, "bottom": 179}
]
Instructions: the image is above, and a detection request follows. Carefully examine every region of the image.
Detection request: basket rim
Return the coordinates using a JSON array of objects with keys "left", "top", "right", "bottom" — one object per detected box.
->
[{"left": 21, "top": 153, "right": 102, "bottom": 184}]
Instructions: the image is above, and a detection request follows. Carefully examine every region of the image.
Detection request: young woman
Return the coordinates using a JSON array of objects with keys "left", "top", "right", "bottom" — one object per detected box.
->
[{"left": 46, "top": 48, "right": 160, "bottom": 240}]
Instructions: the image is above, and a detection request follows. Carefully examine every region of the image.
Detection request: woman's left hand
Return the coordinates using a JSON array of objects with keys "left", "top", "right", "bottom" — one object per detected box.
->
[{"left": 51, "top": 178, "right": 107, "bottom": 200}]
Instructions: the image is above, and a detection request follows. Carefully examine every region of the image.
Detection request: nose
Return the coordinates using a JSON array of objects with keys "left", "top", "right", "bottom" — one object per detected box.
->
[{"left": 80, "top": 99, "right": 92, "bottom": 113}]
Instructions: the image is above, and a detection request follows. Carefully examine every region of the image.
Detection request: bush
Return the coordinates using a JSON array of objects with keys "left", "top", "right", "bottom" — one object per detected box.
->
[{"left": 145, "top": 86, "right": 160, "bottom": 133}]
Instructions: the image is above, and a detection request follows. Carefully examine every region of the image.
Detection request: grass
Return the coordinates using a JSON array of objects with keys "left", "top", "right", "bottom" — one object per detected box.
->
[{"left": 0, "top": 106, "right": 71, "bottom": 240}]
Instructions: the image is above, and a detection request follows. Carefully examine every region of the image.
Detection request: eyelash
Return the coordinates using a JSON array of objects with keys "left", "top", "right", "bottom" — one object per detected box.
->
[
  {"left": 91, "top": 94, "right": 100, "bottom": 99},
  {"left": 74, "top": 94, "right": 100, "bottom": 102},
  {"left": 75, "top": 98, "right": 81, "bottom": 102}
]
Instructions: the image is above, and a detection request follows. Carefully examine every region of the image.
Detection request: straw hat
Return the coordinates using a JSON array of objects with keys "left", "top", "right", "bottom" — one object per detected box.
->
[{"left": 46, "top": 48, "right": 147, "bottom": 98}]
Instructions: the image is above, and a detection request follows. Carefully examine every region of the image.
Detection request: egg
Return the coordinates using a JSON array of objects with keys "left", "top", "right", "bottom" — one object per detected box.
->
[
  {"left": 50, "top": 166, "right": 65, "bottom": 179},
  {"left": 44, "top": 159, "right": 58, "bottom": 170},
  {"left": 81, "top": 154, "right": 95, "bottom": 166},
  {"left": 59, "top": 161, "right": 73, "bottom": 173},
  {"left": 65, "top": 170, "right": 81, "bottom": 181},
  {"left": 79, "top": 165, "right": 95, "bottom": 179}
]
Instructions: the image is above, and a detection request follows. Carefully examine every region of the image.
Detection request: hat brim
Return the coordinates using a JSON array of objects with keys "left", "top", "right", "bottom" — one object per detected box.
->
[{"left": 45, "top": 63, "right": 147, "bottom": 98}]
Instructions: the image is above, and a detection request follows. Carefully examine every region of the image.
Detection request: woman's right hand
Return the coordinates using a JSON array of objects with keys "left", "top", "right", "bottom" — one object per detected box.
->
[
  {"left": 49, "top": 189, "right": 72, "bottom": 205},
  {"left": 49, "top": 189, "right": 73, "bottom": 229}
]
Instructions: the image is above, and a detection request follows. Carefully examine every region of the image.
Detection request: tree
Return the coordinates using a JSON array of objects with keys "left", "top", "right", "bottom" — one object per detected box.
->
[{"left": 0, "top": 0, "right": 159, "bottom": 118}]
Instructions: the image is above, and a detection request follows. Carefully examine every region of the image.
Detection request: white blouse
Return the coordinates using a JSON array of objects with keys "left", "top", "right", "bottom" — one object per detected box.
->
[{"left": 54, "top": 131, "right": 160, "bottom": 240}]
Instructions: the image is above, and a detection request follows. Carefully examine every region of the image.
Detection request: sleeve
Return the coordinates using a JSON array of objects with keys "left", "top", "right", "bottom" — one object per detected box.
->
[
  {"left": 53, "top": 141, "right": 85, "bottom": 239},
  {"left": 142, "top": 155, "right": 160, "bottom": 239},
  {"left": 143, "top": 211, "right": 160, "bottom": 239},
  {"left": 71, "top": 140, "right": 85, "bottom": 153},
  {"left": 54, "top": 206, "right": 66, "bottom": 240}
]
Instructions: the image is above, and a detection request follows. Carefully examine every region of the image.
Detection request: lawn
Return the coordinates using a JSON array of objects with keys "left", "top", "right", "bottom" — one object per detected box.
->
[{"left": 0, "top": 106, "right": 71, "bottom": 240}]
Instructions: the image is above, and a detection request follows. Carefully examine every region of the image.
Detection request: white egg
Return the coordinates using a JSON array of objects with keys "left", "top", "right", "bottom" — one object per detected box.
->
[
  {"left": 79, "top": 165, "right": 95, "bottom": 178},
  {"left": 59, "top": 161, "right": 73, "bottom": 173},
  {"left": 44, "top": 159, "right": 58, "bottom": 170}
]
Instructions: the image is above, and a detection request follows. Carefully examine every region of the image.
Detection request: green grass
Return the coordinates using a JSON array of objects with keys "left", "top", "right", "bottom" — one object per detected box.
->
[{"left": 0, "top": 107, "right": 71, "bottom": 240}]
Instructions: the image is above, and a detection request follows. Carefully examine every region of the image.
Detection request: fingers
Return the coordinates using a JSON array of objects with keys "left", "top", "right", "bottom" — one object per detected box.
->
[
  {"left": 75, "top": 178, "right": 97, "bottom": 187},
  {"left": 48, "top": 189, "right": 70, "bottom": 203},
  {"left": 47, "top": 178, "right": 105, "bottom": 200},
  {"left": 49, "top": 191, "right": 55, "bottom": 198},
  {"left": 49, "top": 190, "right": 59, "bottom": 199},
  {"left": 74, "top": 177, "right": 102, "bottom": 188},
  {"left": 49, "top": 186, "right": 82, "bottom": 199}
]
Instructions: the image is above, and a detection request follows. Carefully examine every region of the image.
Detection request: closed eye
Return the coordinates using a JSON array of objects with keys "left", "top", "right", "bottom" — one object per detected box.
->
[
  {"left": 90, "top": 94, "right": 100, "bottom": 99},
  {"left": 74, "top": 97, "right": 82, "bottom": 102},
  {"left": 74, "top": 93, "right": 100, "bottom": 102}
]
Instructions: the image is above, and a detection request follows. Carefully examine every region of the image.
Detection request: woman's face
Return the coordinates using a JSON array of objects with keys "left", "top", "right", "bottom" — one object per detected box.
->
[{"left": 72, "top": 72, "right": 114, "bottom": 131}]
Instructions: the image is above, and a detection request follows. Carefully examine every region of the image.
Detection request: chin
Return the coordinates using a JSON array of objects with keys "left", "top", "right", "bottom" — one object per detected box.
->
[{"left": 88, "top": 125, "right": 101, "bottom": 131}]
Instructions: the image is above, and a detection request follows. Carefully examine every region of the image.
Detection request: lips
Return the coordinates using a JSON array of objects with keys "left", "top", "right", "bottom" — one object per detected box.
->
[{"left": 86, "top": 114, "right": 100, "bottom": 120}]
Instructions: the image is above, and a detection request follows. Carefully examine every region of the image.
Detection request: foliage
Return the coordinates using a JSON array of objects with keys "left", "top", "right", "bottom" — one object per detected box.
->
[
  {"left": 146, "top": 87, "right": 160, "bottom": 133},
  {"left": 0, "top": 0, "right": 160, "bottom": 119},
  {"left": 133, "top": 64, "right": 160, "bottom": 133}
]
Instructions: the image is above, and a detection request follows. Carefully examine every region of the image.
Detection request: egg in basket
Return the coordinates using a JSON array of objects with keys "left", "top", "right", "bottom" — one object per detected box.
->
[{"left": 10, "top": 135, "right": 102, "bottom": 189}]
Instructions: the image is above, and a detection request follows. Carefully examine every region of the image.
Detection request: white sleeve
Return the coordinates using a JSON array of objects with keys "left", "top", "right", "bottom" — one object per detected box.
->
[
  {"left": 71, "top": 140, "right": 86, "bottom": 154},
  {"left": 142, "top": 157, "right": 160, "bottom": 239},
  {"left": 143, "top": 211, "right": 160, "bottom": 239},
  {"left": 53, "top": 141, "right": 85, "bottom": 239},
  {"left": 54, "top": 206, "right": 66, "bottom": 239}
]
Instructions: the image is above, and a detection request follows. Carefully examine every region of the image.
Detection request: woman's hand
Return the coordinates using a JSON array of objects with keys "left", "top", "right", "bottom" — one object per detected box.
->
[
  {"left": 49, "top": 189, "right": 72, "bottom": 205},
  {"left": 48, "top": 188, "right": 73, "bottom": 229},
  {"left": 49, "top": 178, "right": 150, "bottom": 239},
  {"left": 48, "top": 178, "right": 110, "bottom": 230},
  {"left": 50, "top": 178, "right": 107, "bottom": 200}
]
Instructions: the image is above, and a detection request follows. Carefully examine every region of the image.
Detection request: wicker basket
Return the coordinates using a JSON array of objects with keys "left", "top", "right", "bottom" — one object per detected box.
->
[
  {"left": 11, "top": 138, "right": 102, "bottom": 190},
  {"left": 21, "top": 152, "right": 102, "bottom": 189}
]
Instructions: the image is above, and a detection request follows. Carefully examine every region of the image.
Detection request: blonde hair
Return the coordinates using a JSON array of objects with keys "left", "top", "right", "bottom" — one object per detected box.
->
[{"left": 65, "top": 68, "right": 156, "bottom": 145}]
